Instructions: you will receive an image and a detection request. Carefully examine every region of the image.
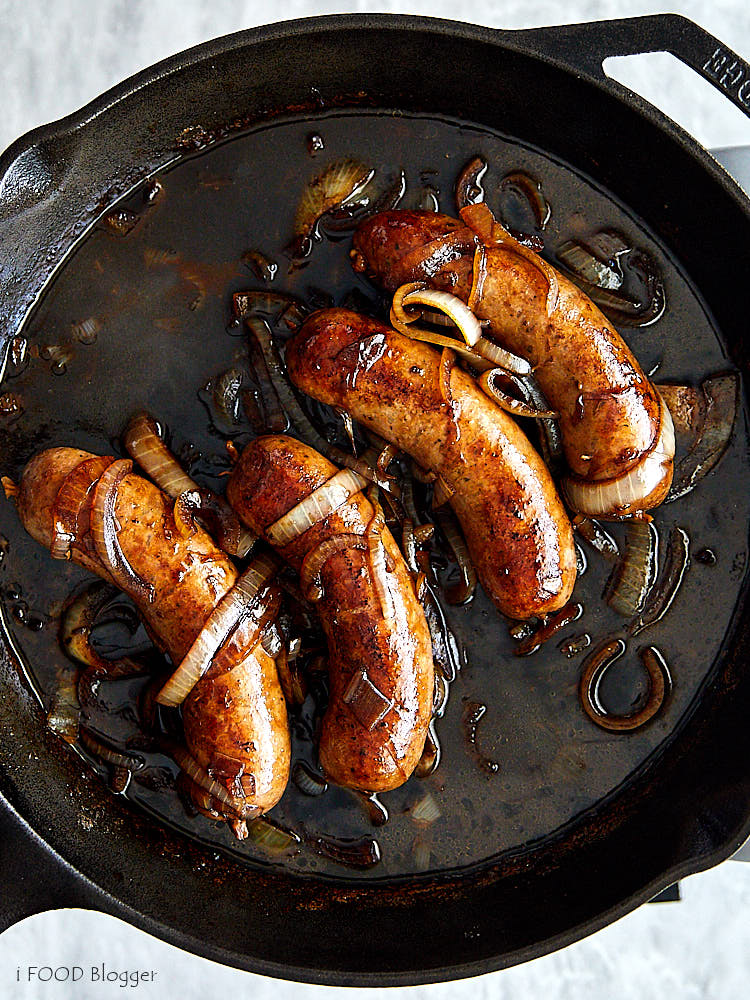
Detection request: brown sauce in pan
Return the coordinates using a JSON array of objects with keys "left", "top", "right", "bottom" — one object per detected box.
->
[{"left": 1, "top": 110, "right": 748, "bottom": 879}]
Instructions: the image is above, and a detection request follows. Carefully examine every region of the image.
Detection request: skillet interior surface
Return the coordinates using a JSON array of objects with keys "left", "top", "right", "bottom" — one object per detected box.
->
[{"left": 1, "top": 14, "right": 750, "bottom": 985}]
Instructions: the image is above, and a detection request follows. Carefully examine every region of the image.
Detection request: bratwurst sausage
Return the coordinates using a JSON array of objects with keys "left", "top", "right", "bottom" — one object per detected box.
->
[
  {"left": 226, "top": 435, "right": 434, "bottom": 793},
  {"left": 351, "top": 204, "right": 674, "bottom": 518},
  {"left": 17, "top": 447, "right": 290, "bottom": 820},
  {"left": 285, "top": 310, "right": 577, "bottom": 620}
]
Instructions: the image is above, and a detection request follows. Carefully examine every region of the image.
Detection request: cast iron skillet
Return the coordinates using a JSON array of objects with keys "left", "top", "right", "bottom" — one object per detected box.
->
[{"left": 1, "top": 13, "right": 750, "bottom": 986}]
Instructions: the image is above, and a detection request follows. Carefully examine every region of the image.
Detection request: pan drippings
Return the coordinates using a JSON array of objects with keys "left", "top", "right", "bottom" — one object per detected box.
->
[{"left": 0, "top": 109, "right": 747, "bottom": 879}]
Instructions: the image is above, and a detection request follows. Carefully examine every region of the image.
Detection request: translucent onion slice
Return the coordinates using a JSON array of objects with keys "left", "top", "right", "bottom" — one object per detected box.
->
[
  {"left": 51, "top": 455, "right": 115, "bottom": 560},
  {"left": 124, "top": 411, "right": 255, "bottom": 557},
  {"left": 300, "top": 532, "right": 368, "bottom": 601},
  {"left": 156, "top": 553, "right": 279, "bottom": 707},
  {"left": 391, "top": 283, "right": 532, "bottom": 376},
  {"left": 564, "top": 394, "right": 675, "bottom": 518},
  {"left": 267, "top": 468, "right": 367, "bottom": 548},
  {"left": 342, "top": 668, "right": 394, "bottom": 731},
  {"left": 90, "top": 459, "right": 155, "bottom": 604},
  {"left": 434, "top": 509, "right": 477, "bottom": 605},
  {"left": 478, "top": 369, "right": 557, "bottom": 418},
  {"left": 605, "top": 520, "right": 659, "bottom": 618}
]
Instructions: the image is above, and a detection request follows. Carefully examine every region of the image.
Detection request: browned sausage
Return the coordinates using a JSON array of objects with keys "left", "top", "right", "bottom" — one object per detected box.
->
[
  {"left": 351, "top": 205, "right": 674, "bottom": 518},
  {"left": 17, "top": 447, "right": 290, "bottom": 818},
  {"left": 285, "top": 310, "right": 577, "bottom": 620},
  {"left": 226, "top": 435, "right": 434, "bottom": 793}
]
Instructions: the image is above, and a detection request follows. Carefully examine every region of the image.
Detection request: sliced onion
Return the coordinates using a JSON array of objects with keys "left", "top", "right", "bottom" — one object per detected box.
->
[
  {"left": 573, "top": 515, "right": 620, "bottom": 563},
  {"left": 170, "top": 744, "right": 258, "bottom": 819},
  {"left": 411, "top": 790, "right": 442, "bottom": 826},
  {"left": 557, "top": 240, "right": 623, "bottom": 290},
  {"left": 47, "top": 665, "right": 80, "bottom": 745},
  {"left": 391, "top": 283, "right": 533, "bottom": 377},
  {"left": 292, "top": 159, "right": 374, "bottom": 249},
  {"left": 630, "top": 525, "right": 690, "bottom": 635},
  {"left": 499, "top": 170, "right": 551, "bottom": 230},
  {"left": 432, "top": 475, "right": 454, "bottom": 509},
  {"left": 455, "top": 155, "right": 487, "bottom": 211},
  {"left": 580, "top": 641, "right": 670, "bottom": 732},
  {"left": 124, "top": 411, "right": 255, "bottom": 557},
  {"left": 513, "top": 601, "right": 584, "bottom": 657},
  {"left": 366, "top": 489, "right": 396, "bottom": 624},
  {"left": 300, "top": 532, "right": 368, "bottom": 601},
  {"left": 156, "top": 554, "right": 279, "bottom": 707},
  {"left": 478, "top": 369, "right": 557, "bottom": 418},
  {"left": 80, "top": 728, "right": 144, "bottom": 771},
  {"left": 293, "top": 760, "right": 328, "bottom": 797},
  {"left": 564, "top": 395, "right": 675, "bottom": 518},
  {"left": 434, "top": 509, "right": 477, "bottom": 605},
  {"left": 666, "top": 373, "right": 739, "bottom": 503},
  {"left": 342, "top": 668, "right": 394, "bottom": 731},
  {"left": 267, "top": 468, "right": 367, "bottom": 547},
  {"left": 605, "top": 520, "right": 659, "bottom": 618},
  {"left": 50, "top": 455, "right": 116, "bottom": 560},
  {"left": 461, "top": 202, "right": 559, "bottom": 315},
  {"left": 247, "top": 817, "right": 301, "bottom": 854},
  {"left": 61, "top": 580, "right": 143, "bottom": 675},
  {"left": 90, "top": 459, "right": 155, "bottom": 604}
]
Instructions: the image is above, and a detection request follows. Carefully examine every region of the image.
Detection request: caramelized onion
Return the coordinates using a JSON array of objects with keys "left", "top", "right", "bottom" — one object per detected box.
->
[
  {"left": 47, "top": 665, "right": 80, "bottom": 745},
  {"left": 455, "top": 156, "right": 487, "bottom": 211},
  {"left": 267, "top": 468, "right": 367, "bottom": 547},
  {"left": 580, "top": 641, "right": 670, "bottom": 731},
  {"left": 51, "top": 455, "right": 115, "bottom": 560},
  {"left": 292, "top": 159, "right": 374, "bottom": 254},
  {"left": 478, "top": 369, "right": 557, "bottom": 418},
  {"left": 631, "top": 526, "right": 690, "bottom": 635},
  {"left": 90, "top": 459, "right": 155, "bottom": 604},
  {"left": 300, "top": 532, "right": 368, "bottom": 601},
  {"left": 573, "top": 515, "right": 619, "bottom": 562},
  {"left": 499, "top": 170, "right": 551, "bottom": 230},
  {"left": 564, "top": 395, "right": 675, "bottom": 518},
  {"left": 666, "top": 374, "right": 739, "bottom": 503},
  {"left": 61, "top": 581, "right": 142, "bottom": 675},
  {"left": 366, "top": 488, "right": 396, "bottom": 624},
  {"left": 170, "top": 744, "right": 258, "bottom": 819},
  {"left": 391, "top": 283, "right": 532, "bottom": 376},
  {"left": 156, "top": 554, "right": 279, "bottom": 707},
  {"left": 605, "top": 521, "right": 659, "bottom": 618},
  {"left": 434, "top": 509, "right": 477, "bottom": 605}
]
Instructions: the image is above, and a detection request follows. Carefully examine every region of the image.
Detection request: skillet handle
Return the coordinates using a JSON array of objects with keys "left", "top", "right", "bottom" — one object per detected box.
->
[
  {"left": 0, "top": 793, "right": 105, "bottom": 932},
  {"left": 517, "top": 14, "right": 750, "bottom": 123}
]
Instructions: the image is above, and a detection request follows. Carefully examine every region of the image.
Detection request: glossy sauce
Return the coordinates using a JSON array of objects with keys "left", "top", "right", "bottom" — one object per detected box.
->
[{"left": 0, "top": 110, "right": 748, "bottom": 879}]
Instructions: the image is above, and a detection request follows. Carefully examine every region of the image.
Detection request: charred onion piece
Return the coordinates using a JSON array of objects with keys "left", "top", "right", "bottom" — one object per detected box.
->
[
  {"left": 156, "top": 553, "right": 279, "bottom": 707},
  {"left": 666, "top": 374, "right": 739, "bottom": 503},
  {"left": 605, "top": 520, "right": 659, "bottom": 618},
  {"left": 267, "top": 468, "right": 367, "bottom": 547},
  {"left": 455, "top": 156, "right": 487, "bottom": 212},
  {"left": 580, "top": 641, "right": 670, "bottom": 731}
]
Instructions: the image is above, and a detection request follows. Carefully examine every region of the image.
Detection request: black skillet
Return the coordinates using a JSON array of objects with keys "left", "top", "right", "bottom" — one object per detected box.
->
[{"left": 1, "top": 13, "right": 750, "bottom": 986}]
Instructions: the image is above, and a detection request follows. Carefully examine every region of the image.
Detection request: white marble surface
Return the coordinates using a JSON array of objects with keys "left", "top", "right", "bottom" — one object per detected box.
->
[{"left": 2, "top": 0, "right": 750, "bottom": 997}]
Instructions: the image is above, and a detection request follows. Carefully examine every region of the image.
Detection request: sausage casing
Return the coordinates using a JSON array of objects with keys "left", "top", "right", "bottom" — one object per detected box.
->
[
  {"left": 285, "top": 310, "right": 577, "bottom": 619},
  {"left": 226, "top": 435, "right": 434, "bottom": 792},
  {"left": 17, "top": 447, "right": 290, "bottom": 816}
]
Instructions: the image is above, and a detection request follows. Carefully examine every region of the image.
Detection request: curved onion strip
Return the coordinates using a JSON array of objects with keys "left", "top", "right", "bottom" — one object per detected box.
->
[
  {"left": 90, "top": 460, "right": 155, "bottom": 604},
  {"left": 434, "top": 509, "right": 477, "bottom": 605},
  {"left": 267, "top": 468, "right": 367, "bottom": 548},
  {"left": 170, "top": 745, "right": 257, "bottom": 818},
  {"left": 564, "top": 395, "right": 675, "bottom": 518},
  {"left": 605, "top": 521, "right": 659, "bottom": 618},
  {"left": 499, "top": 170, "right": 551, "bottom": 230},
  {"left": 514, "top": 601, "right": 584, "bottom": 657},
  {"left": 478, "top": 369, "right": 557, "bottom": 418},
  {"left": 156, "top": 554, "right": 279, "bottom": 707},
  {"left": 631, "top": 525, "right": 690, "bottom": 635},
  {"left": 580, "top": 641, "right": 670, "bottom": 732},
  {"left": 398, "top": 286, "right": 483, "bottom": 346},
  {"left": 51, "top": 456, "right": 115, "bottom": 560},
  {"left": 665, "top": 373, "right": 739, "bottom": 503},
  {"left": 461, "top": 202, "right": 559, "bottom": 315},
  {"left": 124, "top": 411, "right": 255, "bottom": 557},
  {"left": 455, "top": 156, "right": 487, "bottom": 212},
  {"left": 300, "top": 532, "right": 368, "bottom": 601},
  {"left": 61, "top": 581, "right": 142, "bottom": 675},
  {"left": 366, "top": 490, "right": 396, "bottom": 625},
  {"left": 124, "top": 412, "right": 195, "bottom": 497},
  {"left": 80, "top": 728, "right": 143, "bottom": 771}
]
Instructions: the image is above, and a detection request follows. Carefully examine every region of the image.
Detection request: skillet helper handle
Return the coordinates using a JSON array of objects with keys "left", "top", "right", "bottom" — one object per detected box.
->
[
  {"left": 519, "top": 13, "right": 750, "bottom": 122},
  {"left": 0, "top": 793, "right": 105, "bottom": 932}
]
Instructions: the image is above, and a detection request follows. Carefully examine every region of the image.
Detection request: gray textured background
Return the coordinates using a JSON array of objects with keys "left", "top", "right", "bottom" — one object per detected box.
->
[{"left": 1, "top": 1, "right": 750, "bottom": 997}]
